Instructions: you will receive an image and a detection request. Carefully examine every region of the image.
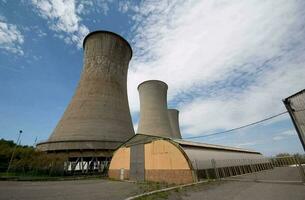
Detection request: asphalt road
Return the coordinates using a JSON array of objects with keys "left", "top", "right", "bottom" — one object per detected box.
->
[
  {"left": 229, "top": 166, "right": 304, "bottom": 181},
  {"left": 168, "top": 181, "right": 305, "bottom": 200},
  {"left": 0, "top": 179, "right": 140, "bottom": 200},
  {"left": 1, "top": 167, "right": 304, "bottom": 200},
  {"left": 167, "top": 167, "right": 305, "bottom": 200}
]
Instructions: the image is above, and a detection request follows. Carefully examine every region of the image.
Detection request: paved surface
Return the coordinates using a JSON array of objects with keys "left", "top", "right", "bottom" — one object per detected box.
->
[
  {"left": 230, "top": 166, "right": 304, "bottom": 181},
  {"left": 168, "top": 181, "right": 305, "bottom": 200},
  {"left": 166, "top": 167, "right": 305, "bottom": 200},
  {"left": 0, "top": 179, "right": 140, "bottom": 200}
]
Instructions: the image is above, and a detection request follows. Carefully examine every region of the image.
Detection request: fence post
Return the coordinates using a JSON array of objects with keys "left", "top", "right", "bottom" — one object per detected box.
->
[
  {"left": 211, "top": 159, "right": 220, "bottom": 180},
  {"left": 294, "top": 156, "right": 305, "bottom": 183},
  {"left": 205, "top": 169, "right": 210, "bottom": 180},
  {"left": 228, "top": 166, "right": 233, "bottom": 176}
]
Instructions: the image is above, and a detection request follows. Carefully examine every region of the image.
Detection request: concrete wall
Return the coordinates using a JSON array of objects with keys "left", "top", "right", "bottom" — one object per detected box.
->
[
  {"left": 168, "top": 109, "right": 182, "bottom": 139},
  {"left": 37, "top": 31, "right": 135, "bottom": 152},
  {"left": 137, "top": 80, "right": 173, "bottom": 138}
]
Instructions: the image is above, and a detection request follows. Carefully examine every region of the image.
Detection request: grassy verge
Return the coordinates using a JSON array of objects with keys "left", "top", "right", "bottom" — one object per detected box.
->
[
  {"left": 136, "top": 181, "right": 175, "bottom": 193},
  {"left": 133, "top": 180, "right": 214, "bottom": 200}
]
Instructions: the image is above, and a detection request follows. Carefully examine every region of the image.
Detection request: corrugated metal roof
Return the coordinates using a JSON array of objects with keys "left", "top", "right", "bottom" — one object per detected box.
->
[
  {"left": 172, "top": 139, "right": 260, "bottom": 154},
  {"left": 120, "top": 134, "right": 260, "bottom": 154},
  {"left": 117, "top": 134, "right": 267, "bottom": 170}
]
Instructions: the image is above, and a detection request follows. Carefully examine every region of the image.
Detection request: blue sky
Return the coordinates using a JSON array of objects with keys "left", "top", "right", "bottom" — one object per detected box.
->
[{"left": 0, "top": 0, "right": 304, "bottom": 156}]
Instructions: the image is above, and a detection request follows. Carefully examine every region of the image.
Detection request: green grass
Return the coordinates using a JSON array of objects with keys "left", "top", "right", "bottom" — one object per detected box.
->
[
  {"left": 135, "top": 191, "right": 170, "bottom": 200},
  {"left": 136, "top": 181, "right": 175, "bottom": 193}
]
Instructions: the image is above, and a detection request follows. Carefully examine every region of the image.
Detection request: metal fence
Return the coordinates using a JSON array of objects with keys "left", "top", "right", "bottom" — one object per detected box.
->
[{"left": 195, "top": 156, "right": 305, "bottom": 183}]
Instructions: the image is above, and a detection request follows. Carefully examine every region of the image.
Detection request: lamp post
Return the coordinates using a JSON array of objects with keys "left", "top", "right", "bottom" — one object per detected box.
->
[{"left": 7, "top": 130, "right": 23, "bottom": 173}]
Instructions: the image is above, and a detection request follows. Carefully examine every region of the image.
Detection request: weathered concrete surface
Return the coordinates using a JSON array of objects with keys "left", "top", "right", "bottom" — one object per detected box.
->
[
  {"left": 167, "top": 181, "right": 305, "bottom": 200},
  {"left": 0, "top": 179, "right": 140, "bottom": 200},
  {"left": 168, "top": 109, "right": 182, "bottom": 139},
  {"left": 37, "top": 31, "right": 135, "bottom": 152},
  {"left": 137, "top": 80, "right": 173, "bottom": 138}
]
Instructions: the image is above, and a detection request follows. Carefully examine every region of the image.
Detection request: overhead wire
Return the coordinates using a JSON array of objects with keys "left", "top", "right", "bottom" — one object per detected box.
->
[{"left": 183, "top": 111, "right": 288, "bottom": 139}]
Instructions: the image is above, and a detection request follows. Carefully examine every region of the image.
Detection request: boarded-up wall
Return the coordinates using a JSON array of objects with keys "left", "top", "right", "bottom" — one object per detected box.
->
[
  {"left": 144, "top": 140, "right": 194, "bottom": 184},
  {"left": 108, "top": 147, "right": 130, "bottom": 180}
]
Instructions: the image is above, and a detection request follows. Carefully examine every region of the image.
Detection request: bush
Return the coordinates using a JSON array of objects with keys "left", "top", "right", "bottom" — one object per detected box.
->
[{"left": 0, "top": 139, "right": 68, "bottom": 176}]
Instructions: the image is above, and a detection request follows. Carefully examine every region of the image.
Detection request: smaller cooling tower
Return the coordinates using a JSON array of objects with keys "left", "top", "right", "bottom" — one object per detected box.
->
[
  {"left": 137, "top": 80, "right": 173, "bottom": 137},
  {"left": 168, "top": 109, "right": 182, "bottom": 139}
]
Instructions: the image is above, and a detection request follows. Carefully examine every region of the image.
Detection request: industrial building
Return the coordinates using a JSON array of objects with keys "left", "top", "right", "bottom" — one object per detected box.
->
[
  {"left": 36, "top": 31, "right": 135, "bottom": 172},
  {"left": 36, "top": 30, "right": 269, "bottom": 179},
  {"left": 109, "top": 134, "right": 271, "bottom": 184}
]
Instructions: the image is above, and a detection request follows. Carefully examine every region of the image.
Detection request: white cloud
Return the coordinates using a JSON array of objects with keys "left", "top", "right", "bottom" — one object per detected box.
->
[
  {"left": 133, "top": 123, "right": 138, "bottom": 133},
  {"left": 31, "top": 0, "right": 89, "bottom": 48},
  {"left": 76, "top": 1, "right": 109, "bottom": 15},
  {"left": 236, "top": 142, "right": 257, "bottom": 147},
  {"left": 118, "top": 1, "right": 130, "bottom": 13},
  {"left": 126, "top": 0, "right": 305, "bottom": 137},
  {"left": 273, "top": 129, "right": 296, "bottom": 141},
  {"left": 0, "top": 21, "right": 24, "bottom": 55}
]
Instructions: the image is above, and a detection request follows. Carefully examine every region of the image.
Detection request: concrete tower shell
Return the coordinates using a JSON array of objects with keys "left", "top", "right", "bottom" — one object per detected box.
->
[
  {"left": 37, "top": 31, "right": 135, "bottom": 153},
  {"left": 137, "top": 80, "right": 173, "bottom": 137},
  {"left": 168, "top": 109, "right": 182, "bottom": 139}
]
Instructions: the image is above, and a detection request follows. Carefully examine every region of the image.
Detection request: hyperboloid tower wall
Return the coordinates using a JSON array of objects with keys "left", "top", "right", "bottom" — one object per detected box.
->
[
  {"left": 168, "top": 109, "right": 182, "bottom": 139},
  {"left": 37, "top": 31, "right": 135, "bottom": 155},
  {"left": 137, "top": 80, "right": 173, "bottom": 137}
]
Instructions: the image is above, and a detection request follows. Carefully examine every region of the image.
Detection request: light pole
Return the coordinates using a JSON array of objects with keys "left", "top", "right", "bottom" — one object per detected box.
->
[{"left": 7, "top": 130, "right": 23, "bottom": 173}]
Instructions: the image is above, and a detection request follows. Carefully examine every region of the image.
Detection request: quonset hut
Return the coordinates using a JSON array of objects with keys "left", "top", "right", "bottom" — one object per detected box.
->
[{"left": 109, "top": 134, "right": 271, "bottom": 184}]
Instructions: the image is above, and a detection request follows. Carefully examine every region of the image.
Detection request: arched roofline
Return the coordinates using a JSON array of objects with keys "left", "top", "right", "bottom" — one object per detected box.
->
[{"left": 115, "top": 133, "right": 196, "bottom": 171}]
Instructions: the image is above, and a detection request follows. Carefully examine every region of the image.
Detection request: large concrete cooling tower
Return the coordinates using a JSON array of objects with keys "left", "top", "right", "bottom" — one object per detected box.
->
[
  {"left": 137, "top": 80, "right": 173, "bottom": 137},
  {"left": 37, "top": 31, "right": 135, "bottom": 156},
  {"left": 168, "top": 109, "right": 182, "bottom": 139}
]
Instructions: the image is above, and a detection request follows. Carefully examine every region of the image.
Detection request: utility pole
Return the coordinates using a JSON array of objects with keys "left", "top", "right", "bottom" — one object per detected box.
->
[{"left": 7, "top": 130, "right": 23, "bottom": 173}]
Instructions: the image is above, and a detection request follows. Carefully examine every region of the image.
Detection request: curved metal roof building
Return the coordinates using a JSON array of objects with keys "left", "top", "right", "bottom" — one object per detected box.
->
[{"left": 109, "top": 134, "right": 270, "bottom": 184}]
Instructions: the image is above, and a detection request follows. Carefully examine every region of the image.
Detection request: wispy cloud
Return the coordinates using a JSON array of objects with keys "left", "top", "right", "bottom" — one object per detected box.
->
[
  {"left": 273, "top": 129, "right": 296, "bottom": 141},
  {"left": 0, "top": 20, "right": 24, "bottom": 55},
  {"left": 236, "top": 142, "right": 258, "bottom": 147},
  {"left": 31, "top": 0, "right": 90, "bottom": 48},
  {"left": 125, "top": 0, "right": 305, "bottom": 137}
]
